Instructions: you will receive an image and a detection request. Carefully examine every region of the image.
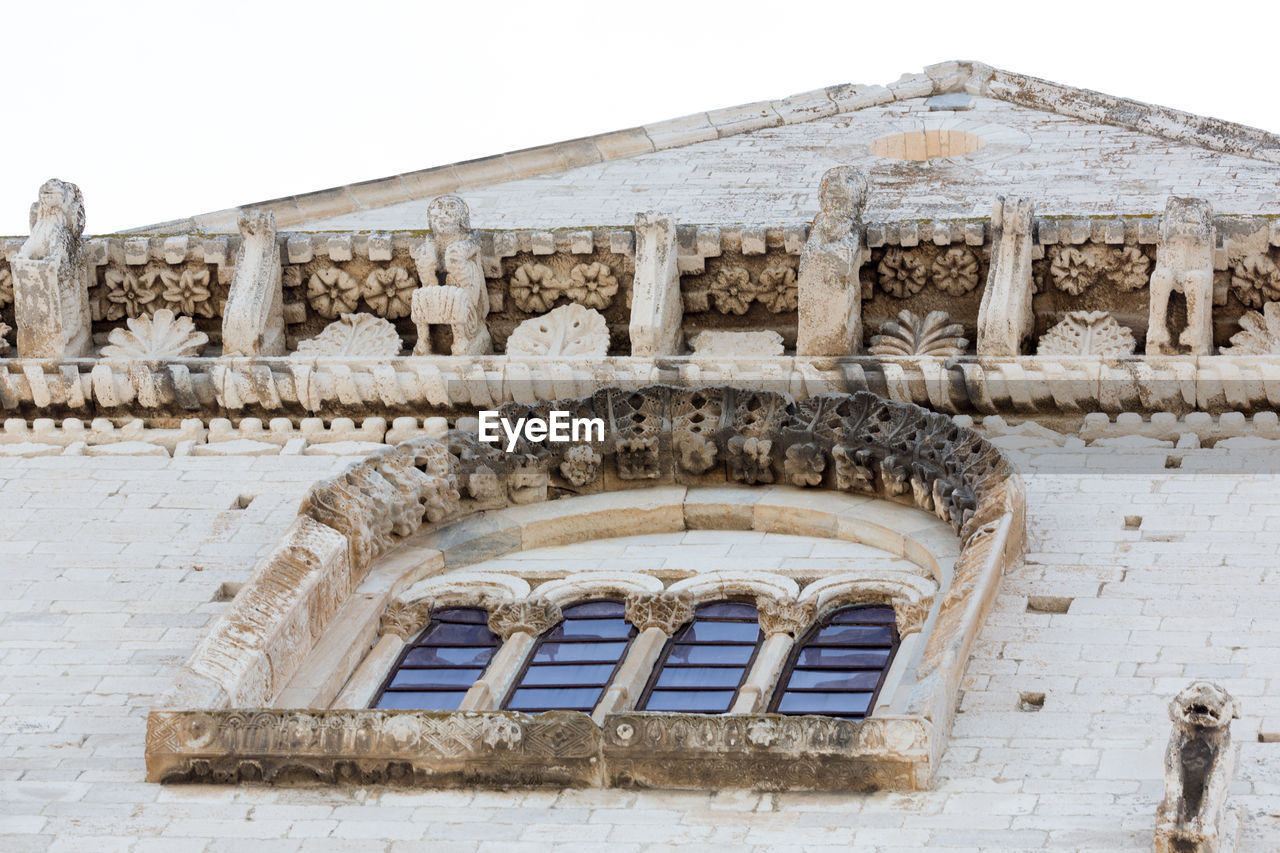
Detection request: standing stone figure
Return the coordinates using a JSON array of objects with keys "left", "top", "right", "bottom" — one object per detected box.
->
[
  {"left": 1154, "top": 681, "right": 1239, "bottom": 853},
  {"left": 797, "top": 166, "right": 868, "bottom": 356},
  {"left": 11, "top": 178, "right": 92, "bottom": 358},
  {"left": 411, "top": 195, "right": 492, "bottom": 355},
  {"left": 1147, "top": 197, "right": 1214, "bottom": 355}
]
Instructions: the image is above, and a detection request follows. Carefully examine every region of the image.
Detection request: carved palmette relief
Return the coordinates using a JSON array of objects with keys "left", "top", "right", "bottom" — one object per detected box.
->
[
  {"left": 624, "top": 592, "right": 695, "bottom": 634},
  {"left": 1036, "top": 310, "right": 1136, "bottom": 356}
]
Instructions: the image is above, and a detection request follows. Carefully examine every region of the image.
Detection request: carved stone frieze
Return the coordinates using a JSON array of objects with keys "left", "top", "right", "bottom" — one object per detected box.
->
[
  {"left": 486, "top": 598, "right": 562, "bottom": 639},
  {"left": 624, "top": 592, "right": 695, "bottom": 634},
  {"left": 756, "top": 597, "right": 817, "bottom": 637}
]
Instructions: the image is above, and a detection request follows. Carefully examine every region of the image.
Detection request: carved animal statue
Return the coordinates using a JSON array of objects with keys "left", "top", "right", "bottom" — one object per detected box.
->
[
  {"left": 1148, "top": 197, "right": 1214, "bottom": 355},
  {"left": 1154, "top": 681, "right": 1239, "bottom": 853},
  {"left": 18, "top": 178, "right": 85, "bottom": 280}
]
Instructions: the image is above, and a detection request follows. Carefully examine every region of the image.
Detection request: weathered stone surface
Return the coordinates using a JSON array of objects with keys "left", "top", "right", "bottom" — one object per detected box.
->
[
  {"left": 1148, "top": 197, "right": 1215, "bottom": 355},
  {"left": 505, "top": 303, "right": 609, "bottom": 357},
  {"left": 222, "top": 211, "right": 285, "bottom": 356},
  {"left": 1154, "top": 682, "right": 1240, "bottom": 853},
  {"left": 977, "top": 195, "right": 1035, "bottom": 355},
  {"left": 797, "top": 166, "right": 867, "bottom": 355},
  {"left": 12, "top": 179, "right": 91, "bottom": 358}
]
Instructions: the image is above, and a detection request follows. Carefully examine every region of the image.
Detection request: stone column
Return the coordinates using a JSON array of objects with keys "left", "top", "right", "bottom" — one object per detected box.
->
[
  {"left": 730, "top": 598, "right": 816, "bottom": 713},
  {"left": 976, "top": 195, "right": 1035, "bottom": 356},
  {"left": 797, "top": 166, "right": 868, "bottom": 356},
  {"left": 593, "top": 592, "right": 695, "bottom": 723},
  {"left": 11, "top": 179, "right": 92, "bottom": 358},
  {"left": 332, "top": 633, "right": 405, "bottom": 708},
  {"left": 629, "top": 212, "right": 681, "bottom": 356},
  {"left": 458, "top": 599, "right": 562, "bottom": 711},
  {"left": 222, "top": 211, "right": 285, "bottom": 356}
]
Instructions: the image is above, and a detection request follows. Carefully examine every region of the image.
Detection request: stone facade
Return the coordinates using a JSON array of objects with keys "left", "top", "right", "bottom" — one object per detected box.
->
[{"left": 3, "top": 60, "right": 1280, "bottom": 850}]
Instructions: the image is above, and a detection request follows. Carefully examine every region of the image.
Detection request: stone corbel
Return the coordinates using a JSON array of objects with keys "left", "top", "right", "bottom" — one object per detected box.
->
[
  {"left": 629, "top": 212, "right": 682, "bottom": 356},
  {"left": 222, "top": 211, "right": 285, "bottom": 356},
  {"left": 1154, "top": 681, "right": 1239, "bottom": 853},
  {"left": 976, "top": 195, "right": 1035, "bottom": 355},
  {"left": 11, "top": 179, "right": 92, "bottom": 358},
  {"left": 797, "top": 166, "right": 868, "bottom": 356},
  {"left": 1148, "top": 197, "right": 1215, "bottom": 355}
]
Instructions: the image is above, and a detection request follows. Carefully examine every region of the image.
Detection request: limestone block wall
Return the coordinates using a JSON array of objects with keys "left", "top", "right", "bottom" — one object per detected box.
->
[{"left": 1, "top": 446, "right": 1278, "bottom": 849}]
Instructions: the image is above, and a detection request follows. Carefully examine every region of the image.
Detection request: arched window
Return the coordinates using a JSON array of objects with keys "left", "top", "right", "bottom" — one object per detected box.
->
[
  {"left": 638, "top": 601, "right": 763, "bottom": 713},
  {"left": 372, "top": 607, "right": 499, "bottom": 710},
  {"left": 503, "top": 600, "right": 636, "bottom": 713},
  {"left": 769, "top": 604, "right": 898, "bottom": 719}
]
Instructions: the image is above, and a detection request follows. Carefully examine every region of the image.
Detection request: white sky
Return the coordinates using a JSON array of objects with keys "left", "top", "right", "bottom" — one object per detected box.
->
[{"left": 3, "top": 0, "right": 1277, "bottom": 235}]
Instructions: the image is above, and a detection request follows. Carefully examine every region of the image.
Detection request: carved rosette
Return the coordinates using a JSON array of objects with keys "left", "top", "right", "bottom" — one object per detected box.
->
[
  {"left": 624, "top": 592, "right": 695, "bottom": 634},
  {"left": 1230, "top": 253, "right": 1280, "bottom": 308},
  {"left": 380, "top": 600, "right": 434, "bottom": 640},
  {"left": 486, "top": 598, "right": 562, "bottom": 639},
  {"left": 783, "top": 443, "right": 826, "bottom": 487},
  {"left": 756, "top": 598, "right": 817, "bottom": 637},
  {"left": 1047, "top": 246, "right": 1097, "bottom": 295},
  {"left": 877, "top": 249, "right": 928, "bottom": 298},
  {"left": 558, "top": 444, "right": 603, "bottom": 487}
]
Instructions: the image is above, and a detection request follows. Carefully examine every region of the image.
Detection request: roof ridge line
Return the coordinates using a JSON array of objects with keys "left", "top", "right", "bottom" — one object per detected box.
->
[{"left": 120, "top": 60, "right": 1280, "bottom": 236}]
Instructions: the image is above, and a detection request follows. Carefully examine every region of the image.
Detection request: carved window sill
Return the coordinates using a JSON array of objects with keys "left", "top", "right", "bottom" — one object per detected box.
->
[{"left": 146, "top": 709, "right": 929, "bottom": 791}]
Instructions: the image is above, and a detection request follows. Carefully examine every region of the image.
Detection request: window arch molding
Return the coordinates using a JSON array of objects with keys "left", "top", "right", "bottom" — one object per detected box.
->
[{"left": 147, "top": 385, "right": 1024, "bottom": 792}]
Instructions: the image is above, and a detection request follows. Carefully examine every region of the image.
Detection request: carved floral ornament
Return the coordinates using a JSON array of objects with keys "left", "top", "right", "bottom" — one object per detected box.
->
[
  {"left": 508, "top": 262, "right": 621, "bottom": 313},
  {"left": 684, "top": 263, "right": 798, "bottom": 315},
  {"left": 304, "top": 264, "right": 419, "bottom": 320},
  {"left": 1041, "top": 244, "right": 1152, "bottom": 295},
  {"left": 100, "top": 263, "right": 217, "bottom": 320}
]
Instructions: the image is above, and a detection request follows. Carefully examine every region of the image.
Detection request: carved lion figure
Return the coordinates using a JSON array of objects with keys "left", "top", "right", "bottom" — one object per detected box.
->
[{"left": 18, "top": 178, "right": 86, "bottom": 279}]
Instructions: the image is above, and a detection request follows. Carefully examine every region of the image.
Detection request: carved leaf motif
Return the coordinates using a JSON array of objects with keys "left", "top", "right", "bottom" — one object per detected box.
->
[
  {"left": 487, "top": 598, "right": 562, "bottom": 639},
  {"left": 0, "top": 268, "right": 12, "bottom": 307},
  {"left": 1220, "top": 301, "right": 1280, "bottom": 355},
  {"left": 294, "top": 313, "right": 403, "bottom": 357},
  {"left": 510, "top": 263, "right": 561, "bottom": 313},
  {"left": 361, "top": 266, "right": 416, "bottom": 319},
  {"left": 930, "top": 247, "right": 979, "bottom": 296},
  {"left": 1229, "top": 254, "right": 1280, "bottom": 309},
  {"left": 1048, "top": 246, "right": 1098, "bottom": 295},
  {"left": 877, "top": 249, "right": 927, "bottom": 298},
  {"left": 558, "top": 444, "right": 602, "bottom": 486},
  {"left": 505, "top": 303, "right": 609, "bottom": 357},
  {"left": 0, "top": 321, "right": 10, "bottom": 355},
  {"left": 783, "top": 443, "right": 826, "bottom": 487},
  {"left": 307, "top": 266, "right": 360, "bottom": 319},
  {"left": 564, "top": 262, "right": 618, "bottom": 310},
  {"left": 756, "top": 598, "right": 816, "bottom": 637},
  {"left": 101, "top": 308, "right": 209, "bottom": 359},
  {"left": 868, "top": 310, "right": 969, "bottom": 357},
  {"left": 1036, "top": 310, "right": 1136, "bottom": 356},
  {"left": 624, "top": 592, "right": 695, "bottom": 634}
]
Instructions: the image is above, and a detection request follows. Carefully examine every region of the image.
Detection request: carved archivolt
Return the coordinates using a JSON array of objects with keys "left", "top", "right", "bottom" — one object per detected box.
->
[{"left": 149, "top": 386, "right": 1022, "bottom": 791}]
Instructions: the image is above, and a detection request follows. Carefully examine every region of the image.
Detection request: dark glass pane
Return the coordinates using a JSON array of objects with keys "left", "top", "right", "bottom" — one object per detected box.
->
[
  {"left": 813, "top": 624, "right": 894, "bottom": 646},
  {"left": 786, "top": 669, "right": 883, "bottom": 692},
  {"left": 432, "top": 608, "right": 489, "bottom": 624},
  {"left": 777, "top": 691, "right": 872, "bottom": 716},
  {"left": 402, "top": 645, "right": 495, "bottom": 668},
  {"left": 532, "top": 641, "right": 629, "bottom": 663},
  {"left": 654, "top": 667, "right": 746, "bottom": 689},
  {"left": 794, "top": 646, "right": 890, "bottom": 669},
  {"left": 507, "top": 687, "right": 603, "bottom": 711},
  {"left": 543, "top": 618, "right": 633, "bottom": 641},
  {"left": 519, "top": 663, "right": 617, "bottom": 686},
  {"left": 389, "top": 668, "right": 483, "bottom": 689},
  {"left": 375, "top": 690, "right": 468, "bottom": 711},
  {"left": 561, "top": 601, "right": 625, "bottom": 618},
  {"left": 695, "top": 602, "right": 758, "bottom": 620},
  {"left": 666, "top": 644, "right": 756, "bottom": 666},
  {"left": 644, "top": 689, "right": 736, "bottom": 713},
  {"left": 830, "top": 606, "right": 896, "bottom": 625},
  {"left": 420, "top": 622, "right": 497, "bottom": 645},
  {"left": 679, "top": 621, "right": 761, "bottom": 643}
]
